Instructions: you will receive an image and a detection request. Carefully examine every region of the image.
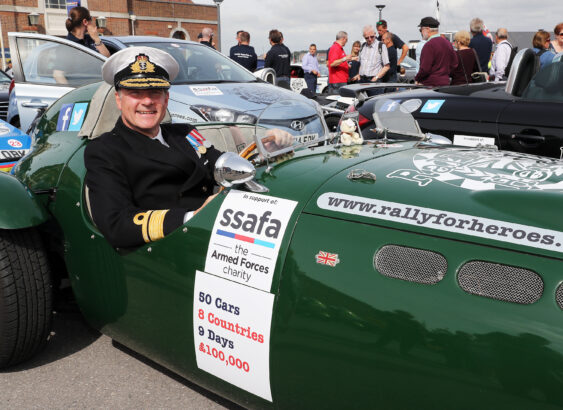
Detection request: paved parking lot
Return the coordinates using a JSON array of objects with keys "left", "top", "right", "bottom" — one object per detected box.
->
[{"left": 0, "top": 293, "right": 241, "bottom": 409}]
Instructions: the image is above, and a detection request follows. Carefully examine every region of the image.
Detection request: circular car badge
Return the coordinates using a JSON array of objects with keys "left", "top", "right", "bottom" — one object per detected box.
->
[
  {"left": 290, "top": 120, "right": 305, "bottom": 131},
  {"left": 0, "top": 125, "right": 10, "bottom": 135},
  {"left": 8, "top": 139, "right": 23, "bottom": 148}
]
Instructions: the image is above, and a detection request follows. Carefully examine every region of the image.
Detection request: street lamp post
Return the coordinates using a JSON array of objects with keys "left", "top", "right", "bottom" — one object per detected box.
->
[
  {"left": 213, "top": 0, "right": 223, "bottom": 52},
  {"left": 375, "top": 4, "right": 385, "bottom": 21},
  {"left": 0, "top": 17, "right": 5, "bottom": 72}
]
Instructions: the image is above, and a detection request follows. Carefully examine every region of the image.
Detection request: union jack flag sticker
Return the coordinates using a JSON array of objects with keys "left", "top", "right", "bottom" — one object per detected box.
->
[{"left": 315, "top": 251, "right": 340, "bottom": 267}]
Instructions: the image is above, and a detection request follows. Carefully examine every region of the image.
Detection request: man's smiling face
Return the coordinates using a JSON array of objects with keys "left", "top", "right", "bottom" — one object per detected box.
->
[{"left": 116, "top": 88, "right": 169, "bottom": 137}]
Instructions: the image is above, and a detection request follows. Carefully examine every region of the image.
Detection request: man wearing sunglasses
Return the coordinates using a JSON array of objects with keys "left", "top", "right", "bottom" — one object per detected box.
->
[
  {"left": 358, "top": 25, "right": 390, "bottom": 88},
  {"left": 414, "top": 17, "right": 457, "bottom": 87}
]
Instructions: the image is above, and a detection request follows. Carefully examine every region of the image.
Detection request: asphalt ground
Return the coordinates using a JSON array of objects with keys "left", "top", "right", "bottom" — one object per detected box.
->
[{"left": 0, "top": 291, "right": 243, "bottom": 409}]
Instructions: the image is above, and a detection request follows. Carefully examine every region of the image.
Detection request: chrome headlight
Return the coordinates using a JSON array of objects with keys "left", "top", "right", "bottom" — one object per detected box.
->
[{"left": 191, "top": 105, "right": 257, "bottom": 124}]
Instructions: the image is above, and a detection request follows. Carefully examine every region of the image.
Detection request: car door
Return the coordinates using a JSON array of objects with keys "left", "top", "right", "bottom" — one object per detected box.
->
[
  {"left": 497, "top": 59, "right": 563, "bottom": 158},
  {"left": 8, "top": 33, "right": 106, "bottom": 132}
]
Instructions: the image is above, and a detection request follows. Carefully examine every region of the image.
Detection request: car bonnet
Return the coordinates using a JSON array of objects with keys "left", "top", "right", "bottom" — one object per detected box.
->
[
  {"left": 301, "top": 145, "right": 563, "bottom": 259},
  {"left": 168, "top": 82, "right": 314, "bottom": 121}
]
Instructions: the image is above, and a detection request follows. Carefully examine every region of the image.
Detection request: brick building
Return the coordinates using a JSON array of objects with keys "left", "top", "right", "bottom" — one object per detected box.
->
[{"left": 0, "top": 0, "right": 218, "bottom": 55}]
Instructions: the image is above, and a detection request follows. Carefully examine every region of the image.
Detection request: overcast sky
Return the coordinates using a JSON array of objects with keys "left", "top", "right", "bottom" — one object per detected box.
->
[{"left": 197, "top": 0, "right": 557, "bottom": 56}]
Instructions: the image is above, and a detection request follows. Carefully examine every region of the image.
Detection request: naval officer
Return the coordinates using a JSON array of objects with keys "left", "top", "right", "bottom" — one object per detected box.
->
[
  {"left": 85, "top": 47, "right": 293, "bottom": 249},
  {"left": 84, "top": 47, "right": 224, "bottom": 249}
]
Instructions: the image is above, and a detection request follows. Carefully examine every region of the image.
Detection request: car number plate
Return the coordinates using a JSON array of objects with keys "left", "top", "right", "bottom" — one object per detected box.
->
[
  {"left": 294, "top": 133, "right": 318, "bottom": 144},
  {"left": 454, "top": 135, "right": 496, "bottom": 147}
]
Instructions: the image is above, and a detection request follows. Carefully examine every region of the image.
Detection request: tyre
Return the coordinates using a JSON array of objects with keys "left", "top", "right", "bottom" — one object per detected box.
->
[
  {"left": 325, "top": 115, "right": 341, "bottom": 133},
  {"left": 0, "top": 229, "right": 52, "bottom": 368}
]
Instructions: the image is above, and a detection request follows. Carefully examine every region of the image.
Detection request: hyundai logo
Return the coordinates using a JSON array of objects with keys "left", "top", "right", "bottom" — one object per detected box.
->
[{"left": 290, "top": 120, "right": 305, "bottom": 131}]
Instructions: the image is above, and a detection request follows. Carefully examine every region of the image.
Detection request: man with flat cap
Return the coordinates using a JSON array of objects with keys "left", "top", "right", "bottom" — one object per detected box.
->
[
  {"left": 414, "top": 16, "right": 457, "bottom": 87},
  {"left": 85, "top": 47, "right": 291, "bottom": 249}
]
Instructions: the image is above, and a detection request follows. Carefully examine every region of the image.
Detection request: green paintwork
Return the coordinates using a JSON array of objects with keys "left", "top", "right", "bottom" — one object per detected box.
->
[
  {"left": 0, "top": 171, "right": 48, "bottom": 229},
  {"left": 8, "top": 83, "right": 563, "bottom": 409}
]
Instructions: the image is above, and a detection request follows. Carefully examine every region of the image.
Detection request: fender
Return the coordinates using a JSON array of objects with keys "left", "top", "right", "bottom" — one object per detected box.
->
[{"left": 0, "top": 172, "right": 49, "bottom": 229}]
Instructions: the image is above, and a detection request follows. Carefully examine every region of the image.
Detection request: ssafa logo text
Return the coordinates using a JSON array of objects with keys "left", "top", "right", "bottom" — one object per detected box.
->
[{"left": 205, "top": 191, "right": 297, "bottom": 292}]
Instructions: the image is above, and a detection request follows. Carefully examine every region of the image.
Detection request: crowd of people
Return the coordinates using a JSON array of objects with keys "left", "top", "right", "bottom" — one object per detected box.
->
[
  {"left": 6, "top": 5, "right": 561, "bottom": 93},
  {"left": 320, "top": 17, "right": 563, "bottom": 93},
  {"left": 216, "top": 17, "right": 563, "bottom": 95}
]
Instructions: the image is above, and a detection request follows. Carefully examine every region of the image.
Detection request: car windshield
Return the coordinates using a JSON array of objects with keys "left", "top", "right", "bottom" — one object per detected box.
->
[
  {"left": 371, "top": 98, "right": 425, "bottom": 140},
  {"left": 254, "top": 99, "right": 329, "bottom": 160},
  {"left": 319, "top": 65, "right": 329, "bottom": 76},
  {"left": 123, "top": 41, "right": 258, "bottom": 84},
  {"left": 521, "top": 57, "right": 563, "bottom": 102}
]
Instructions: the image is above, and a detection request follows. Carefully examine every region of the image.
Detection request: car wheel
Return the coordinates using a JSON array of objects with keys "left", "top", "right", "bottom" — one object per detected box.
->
[
  {"left": 0, "top": 229, "right": 52, "bottom": 368},
  {"left": 325, "top": 115, "right": 341, "bottom": 133}
]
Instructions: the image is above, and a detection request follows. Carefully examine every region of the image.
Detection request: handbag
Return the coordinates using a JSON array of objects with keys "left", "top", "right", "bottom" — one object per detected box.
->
[
  {"left": 469, "top": 48, "right": 488, "bottom": 82},
  {"left": 471, "top": 72, "right": 488, "bottom": 82}
]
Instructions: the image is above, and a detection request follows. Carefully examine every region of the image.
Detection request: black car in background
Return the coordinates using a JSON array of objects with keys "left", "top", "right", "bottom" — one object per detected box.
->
[
  {"left": 345, "top": 49, "right": 563, "bottom": 158},
  {"left": 0, "top": 70, "right": 11, "bottom": 121}
]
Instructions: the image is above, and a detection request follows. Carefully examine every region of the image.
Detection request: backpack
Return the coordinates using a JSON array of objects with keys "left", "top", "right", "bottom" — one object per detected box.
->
[
  {"left": 360, "top": 41, "right": 383, "bottom": 55},
  {"left": 503, "top": 42, "right": 519, "bottom": 79}
]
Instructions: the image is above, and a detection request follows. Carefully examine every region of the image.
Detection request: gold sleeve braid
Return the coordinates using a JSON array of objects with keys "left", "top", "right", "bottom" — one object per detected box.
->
[{"left": 134, "top": 210, "right": 169, "bottom": 243}]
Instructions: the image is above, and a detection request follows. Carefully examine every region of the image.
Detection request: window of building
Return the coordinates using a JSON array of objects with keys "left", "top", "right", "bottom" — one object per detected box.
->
[{"left": 45, "top": 0, "right": 66, "bottom": 9}]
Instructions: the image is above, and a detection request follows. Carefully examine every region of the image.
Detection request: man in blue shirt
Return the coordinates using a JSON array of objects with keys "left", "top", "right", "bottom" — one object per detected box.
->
[
  {"left": 469, "top": 17, "right": 492, "bottom": 71},
  {"left": 301, "top": 44, "right": 320, "bottom": 93}
]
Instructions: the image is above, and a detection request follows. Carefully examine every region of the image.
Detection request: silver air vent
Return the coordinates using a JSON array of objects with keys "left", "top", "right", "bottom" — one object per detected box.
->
[
  {"left": 458, "top": 261, "right": 543, "bottom": 305},
  {"left": 374, "top": 245, "right": 447, "bottom": 285}
]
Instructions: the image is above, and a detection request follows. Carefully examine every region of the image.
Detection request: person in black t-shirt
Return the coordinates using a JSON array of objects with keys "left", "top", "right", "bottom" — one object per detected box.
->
[
  {"left": 265, "top": 29, "right": 291, "bottom": 85},
  {"left": 200, "top": 28, "right": 216, "bottom": 49},
  {"left": 65, "top": 6, "right": 110, "bottom": 57},
  {"left": 381, "top": 32, "right": 398, "bottom": 82},
  {"left": 229, "top": 31, "right": 258, "bottom": 71},
  {"left": 376, "top": 20, "right": 408, "bottom": 74},
  {"left": 348, "top": 41, "right": 361, "bottom": 83}
]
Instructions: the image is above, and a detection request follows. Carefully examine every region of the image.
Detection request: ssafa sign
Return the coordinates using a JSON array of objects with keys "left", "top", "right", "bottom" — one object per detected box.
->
[
  {"left": 193, "top": 270, "right": 275, "bottom": 401},
  {"left": 204, "top": 190, "right": 297, "bottom": 292}
]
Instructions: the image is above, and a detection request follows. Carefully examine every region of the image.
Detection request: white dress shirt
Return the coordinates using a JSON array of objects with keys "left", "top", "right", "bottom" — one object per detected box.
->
[{"left": 490, "top": 40, "right": 512, "bottom": 82}]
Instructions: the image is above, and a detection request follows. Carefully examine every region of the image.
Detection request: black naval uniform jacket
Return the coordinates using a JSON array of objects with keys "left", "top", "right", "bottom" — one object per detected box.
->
[{"left": 84, "top": 118, "right": 222, "bottom": 249}]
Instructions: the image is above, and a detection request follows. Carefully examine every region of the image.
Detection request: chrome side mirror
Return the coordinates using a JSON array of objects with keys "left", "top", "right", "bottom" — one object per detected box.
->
[{"left": 214, "top": 152, "right": 256, "bottom": 188}]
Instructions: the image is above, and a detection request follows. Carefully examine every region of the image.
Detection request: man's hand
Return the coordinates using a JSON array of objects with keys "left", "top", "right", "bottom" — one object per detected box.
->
[{"left": 262, "top": 129, "right": 294, "bottom": 151}]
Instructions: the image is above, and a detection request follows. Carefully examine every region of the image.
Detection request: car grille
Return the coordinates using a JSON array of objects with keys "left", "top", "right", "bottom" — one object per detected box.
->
[
  {"left": 458, "top": 261, "right": 543, "bottom": 305},
  {"left": 0, "top": 101, "right": 7, "bottom": 121},
  {"left": 335, "top": 101, "right": 350, "bottom": 111},
  {"left": 374, "top": 245, "right": 447, "bottom": 285}
]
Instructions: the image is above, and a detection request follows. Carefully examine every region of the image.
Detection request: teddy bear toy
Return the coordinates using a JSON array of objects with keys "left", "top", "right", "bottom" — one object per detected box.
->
[{"left": 339, "top": 118, "right": 363, "bottom": 146}]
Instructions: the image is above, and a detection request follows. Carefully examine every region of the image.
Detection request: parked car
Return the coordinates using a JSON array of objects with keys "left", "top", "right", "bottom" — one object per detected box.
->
[
  {"left": 344, "top": 49, "right": 563, "bottom": 158},
  {"left": 398, "top": 55, "right": 417, "bottom": 83},
  {"left": 288, "top": 63, "right": 329, "bottom": 94},
  {"left": 8, "top": 33, "right": 327, "bottom": 138},
  {"left": 1, "top": 80, "right": 563, "bottom": 408},
  {"left": 0, "top": 70, "right": 10, "bottom": 121},
  {"left": 0, "top": 118, "right": 31, "bottom": 172}
]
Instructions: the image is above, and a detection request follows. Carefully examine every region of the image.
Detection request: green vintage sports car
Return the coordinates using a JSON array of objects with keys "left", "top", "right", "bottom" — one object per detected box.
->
[{"left": 1, "top": 82, "right": 563, "bottom": 409}]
